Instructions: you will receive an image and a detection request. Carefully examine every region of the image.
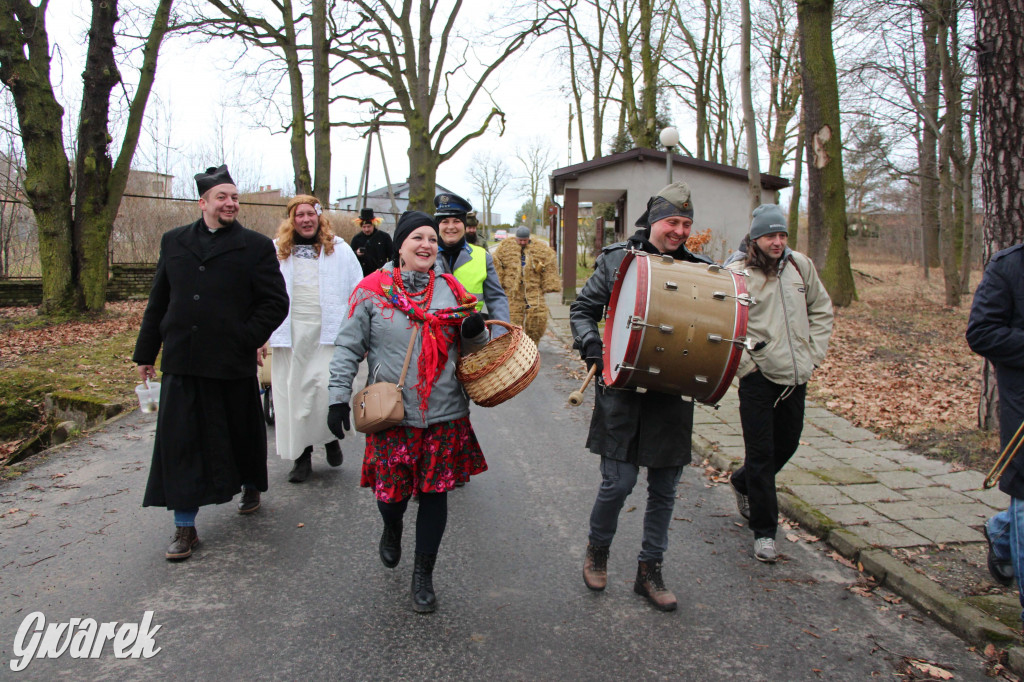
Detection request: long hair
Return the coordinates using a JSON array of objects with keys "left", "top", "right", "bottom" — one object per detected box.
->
[
  {"left": 746, "top": 239, "right": 783, "bottom": 280},
  {"left": 275, "top": 194, "right": 336, "bottom": 259}
]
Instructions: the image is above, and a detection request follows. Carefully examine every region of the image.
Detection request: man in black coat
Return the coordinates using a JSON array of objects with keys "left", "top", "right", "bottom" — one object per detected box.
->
[
  {"left": 569, "top": 182, "right": 711, "bottom": 612},
  {"left": 350, "top": 207, "right": 393, "bottom": 277},
  {"left": 133, "top": 165, "right": 288, "bottom": 561},
  {"left": 967, "top": 243, "right": 1024, "bottom": 613}
]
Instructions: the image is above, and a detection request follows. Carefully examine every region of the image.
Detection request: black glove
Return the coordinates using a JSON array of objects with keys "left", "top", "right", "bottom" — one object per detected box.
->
[
  {"left": 461, "top": 312, "right": 487, "bottom": 339},
  {"left": 328, "top": 403, "right": 350, "bottom": 439},
  {"left": 582, "top": 338, "right": 603, "bottom": 375}
]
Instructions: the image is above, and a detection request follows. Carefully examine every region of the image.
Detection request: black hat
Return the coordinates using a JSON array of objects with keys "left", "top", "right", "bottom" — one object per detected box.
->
[
  {"left": 195, "top": 165, "right": 236, "bottom": 196},
  {"left": 360, "top": 207, "right": 375, "bottom": 223},
  {"left": 433, "top": 192, "right": 472, "bottom": 220},
  {"left": 392, "top": 211, "right": 438, "bottom": 263}
]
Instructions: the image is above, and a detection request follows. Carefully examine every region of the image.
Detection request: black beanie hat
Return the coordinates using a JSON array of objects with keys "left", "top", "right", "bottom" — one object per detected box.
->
[
  {"left": 195, "top": 165, "right": 235, "bottom": 196},
  {"left": 392, "top": 211, "right": 438, "bottom": 263}
]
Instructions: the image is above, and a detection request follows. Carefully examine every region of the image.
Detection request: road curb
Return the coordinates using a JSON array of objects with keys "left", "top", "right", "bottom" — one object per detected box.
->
[{"left": 691, "top": 435, "right": 1023, "bottom": 666}]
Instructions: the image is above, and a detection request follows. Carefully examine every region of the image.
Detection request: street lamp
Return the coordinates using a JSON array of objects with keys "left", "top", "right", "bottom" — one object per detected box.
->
[{"left": 660, "top": 127, "right": 680, "bottom": 184}]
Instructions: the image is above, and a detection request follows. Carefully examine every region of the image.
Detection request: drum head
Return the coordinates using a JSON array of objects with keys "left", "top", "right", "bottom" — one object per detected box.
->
[{"left": 603, "top": 253, "right": 646, "bottom": 387}]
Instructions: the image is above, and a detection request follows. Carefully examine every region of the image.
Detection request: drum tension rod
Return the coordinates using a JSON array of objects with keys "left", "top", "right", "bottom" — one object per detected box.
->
[
  {"left": 712, "top": 291, "right": 756, "bottom": 306},
  {"left": 628, "top": 316, "right": 673, "bottom": 333},
  {"left": 617, "top": 363, "right": 661, "bottom": 375},
  {"left": 707, "top": 333, "right": 750, "bottom": 347}
]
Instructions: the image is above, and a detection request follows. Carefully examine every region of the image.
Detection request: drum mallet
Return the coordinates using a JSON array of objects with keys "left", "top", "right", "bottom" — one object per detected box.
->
[{"left": 568, "top": 364, "right": 598, "bottom": 406}]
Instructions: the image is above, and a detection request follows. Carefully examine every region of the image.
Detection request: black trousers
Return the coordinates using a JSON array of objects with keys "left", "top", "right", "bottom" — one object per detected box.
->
[{"left": 730, "top": 371, "right": 807, "bottom": 539}]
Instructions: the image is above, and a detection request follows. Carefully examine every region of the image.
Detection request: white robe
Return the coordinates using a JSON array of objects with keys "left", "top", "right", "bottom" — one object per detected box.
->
[{"left": 272, "top": 249, "right": 338, "bottom": 460}]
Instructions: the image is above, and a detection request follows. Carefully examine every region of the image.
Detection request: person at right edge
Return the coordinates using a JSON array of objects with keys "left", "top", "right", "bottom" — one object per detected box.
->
[
  {"left": 569, "top": 182, "right": 711, "bottom": 611},
  {"left": 966, "top": 243, "right": 1024, "bottom": 607},
  {"left": 726, "top": 204, "right": 833, "bottom": 563}
]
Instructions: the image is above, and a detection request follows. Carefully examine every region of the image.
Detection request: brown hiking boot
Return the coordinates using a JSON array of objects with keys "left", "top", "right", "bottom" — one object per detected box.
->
[
  {"left": 165, "top": 526, "right": 199, "bottom": 561},
  {"left": 583, "top": 543, "right": 609, "bottom": 591},
  {"left": 634, "top": 560, "right": 677, "bottom": 611}
]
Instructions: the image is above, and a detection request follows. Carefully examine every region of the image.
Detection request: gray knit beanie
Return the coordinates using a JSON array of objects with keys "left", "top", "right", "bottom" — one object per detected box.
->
[{"left": 749, "top": 204, "right": 787, "bottom": 240}]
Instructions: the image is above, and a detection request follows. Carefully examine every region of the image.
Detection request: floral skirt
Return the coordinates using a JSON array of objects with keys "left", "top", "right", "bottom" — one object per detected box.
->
[{"left": 361, "top": 416, "right": 487, "bottom": 502}]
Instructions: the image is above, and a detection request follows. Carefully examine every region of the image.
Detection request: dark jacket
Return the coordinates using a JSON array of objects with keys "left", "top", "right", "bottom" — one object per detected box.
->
[
  {"left": 966, "top": 244, "right": 1024, "bottom": 498},
  {"left": 351, "top": 228, "right": 394, "bottom": 276},
  {"left": 133, "top": 219, "right": 289, "bottom": 379},
  {"left": 569, "top": 229, "right": 712, "bottom": 467}
]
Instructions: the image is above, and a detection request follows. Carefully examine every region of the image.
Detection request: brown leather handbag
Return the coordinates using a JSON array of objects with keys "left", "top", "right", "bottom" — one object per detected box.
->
[{"left": 353, "top": 325, "right": 418, "bottom": 434}]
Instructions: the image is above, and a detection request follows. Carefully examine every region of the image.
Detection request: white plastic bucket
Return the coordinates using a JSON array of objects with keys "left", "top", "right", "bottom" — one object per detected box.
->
[{"left": 135, "top": 381, "right": 161, "bottom": 413}]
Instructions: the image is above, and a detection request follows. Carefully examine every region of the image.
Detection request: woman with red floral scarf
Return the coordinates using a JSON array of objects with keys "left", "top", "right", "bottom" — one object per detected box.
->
[{"left": 327, "top": 210, "right": 490, "bottom": 613}]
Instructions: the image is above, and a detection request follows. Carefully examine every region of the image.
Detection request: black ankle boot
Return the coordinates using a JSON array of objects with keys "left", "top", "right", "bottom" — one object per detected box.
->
[
  {"left": 379, "top": 518, "right": 403, "bottom": 568},
  {"left": 411, "top": 553, "right": 437, "bottom": 613},
  {"left": 325, "top": 440, "right": 342, "bottom": 467},
  {"left": 288, "top": 448, "right": 313, "bottom": 483}
]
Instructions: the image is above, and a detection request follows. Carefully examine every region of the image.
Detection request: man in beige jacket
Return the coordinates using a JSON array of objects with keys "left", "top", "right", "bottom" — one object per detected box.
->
[{"left": 725, "top": 204, "right": 834, "bottom": 563}]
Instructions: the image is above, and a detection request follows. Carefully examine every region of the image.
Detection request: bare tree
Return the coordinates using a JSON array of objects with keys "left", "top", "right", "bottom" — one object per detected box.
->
[
  {"left": 555, "top": 0, "right": 619, "bottom": 161},
  {"left": 515, "top": 141, "right": 557, "bottom": 230},
  {"left": 466, "top": 152, "right": 511, "bottom": 230},
  {"left": 328, "top": 0, "right": 563, "bottom": 211},
  {"left": 739, "top": 0, "right": 761, "bottom": 209},
  {"left": 669, "top": 0, "right": 735, "bottom": 163},
  {"left": 0, "top": 0, "right": 174, "bottom": 313},
  {"left": 184, "top": 0, "right": 329, "bottom": 198}
]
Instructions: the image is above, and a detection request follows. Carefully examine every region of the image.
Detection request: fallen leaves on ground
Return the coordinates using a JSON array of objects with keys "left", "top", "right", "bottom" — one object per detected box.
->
[
  {"left": 0, "top": 301, "right": 145, "bottom": 363},
  {"left": 807, "top": 263, "right": 987, "bottom": 456}
]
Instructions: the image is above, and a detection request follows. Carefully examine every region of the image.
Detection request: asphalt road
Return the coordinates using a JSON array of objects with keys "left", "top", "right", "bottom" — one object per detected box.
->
[{"left": 0, "top": 337, "right": 997, "bottom": 680}]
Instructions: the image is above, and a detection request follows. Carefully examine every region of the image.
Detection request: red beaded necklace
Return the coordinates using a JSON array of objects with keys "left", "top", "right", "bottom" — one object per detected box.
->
[{"left": 392, "top": 266, "right": 435, "bottom": 312}]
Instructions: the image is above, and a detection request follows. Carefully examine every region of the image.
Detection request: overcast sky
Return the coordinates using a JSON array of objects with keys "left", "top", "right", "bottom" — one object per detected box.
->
[{"left": 43, "top": 1, "right": 791, "bottom": 225}]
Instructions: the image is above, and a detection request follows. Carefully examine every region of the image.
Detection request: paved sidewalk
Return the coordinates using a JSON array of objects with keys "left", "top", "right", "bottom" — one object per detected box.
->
[{"left": 544, "top": 292, "right": 1024, "bottom": 665}]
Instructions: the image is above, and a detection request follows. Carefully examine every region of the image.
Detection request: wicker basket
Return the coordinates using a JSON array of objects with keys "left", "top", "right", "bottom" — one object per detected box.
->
[{"left": 457, "top": 320, "right": 540, "bottom": 407}]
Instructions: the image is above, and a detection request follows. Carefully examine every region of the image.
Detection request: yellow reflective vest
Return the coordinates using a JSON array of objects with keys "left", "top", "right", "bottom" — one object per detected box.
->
[{"left": 453, "top": 244, "right": 488, "bottom": 312}]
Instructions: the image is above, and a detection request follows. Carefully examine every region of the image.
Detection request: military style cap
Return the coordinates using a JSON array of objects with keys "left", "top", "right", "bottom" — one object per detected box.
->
[
  {"left": 433, "top": 192, "right": 472, "bottom": 220},
  {"left": 464, "top": 211, "right": 479, "bottom": 227},
  {"left": 635, "top": 181, "right": 695, "bottom": 227},
  {"left": 195, "top": 165, "right": 236, "bottom": 196}
]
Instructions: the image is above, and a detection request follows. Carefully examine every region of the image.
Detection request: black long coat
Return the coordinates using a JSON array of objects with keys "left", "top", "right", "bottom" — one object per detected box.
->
[
  {"left": 966, "top": 244, "right": 1024, "bottom": 499},
  {"left": 133, "top": 219, "right": 288, "bottom": 508},
  {"left": 569, "top": 229, "right": 712, "bottom": 468},
  {"left": 133, "top": 219, "right": 289, "bottom": 378}
]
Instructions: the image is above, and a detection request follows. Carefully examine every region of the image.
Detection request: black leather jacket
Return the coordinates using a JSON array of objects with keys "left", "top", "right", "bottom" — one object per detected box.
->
[{"left": 569, "top": 229, "right": 711, "bottom": 467}]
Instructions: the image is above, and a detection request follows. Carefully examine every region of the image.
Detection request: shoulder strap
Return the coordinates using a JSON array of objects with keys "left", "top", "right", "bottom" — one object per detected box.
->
[{"left": 396, "top": 325, "right": 419, "bottom": 388}]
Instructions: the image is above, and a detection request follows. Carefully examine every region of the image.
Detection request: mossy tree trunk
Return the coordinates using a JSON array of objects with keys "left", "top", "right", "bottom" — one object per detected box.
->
[
  {"left": 73, "top": 0, "right": 173, "bottom": 312},
  {"left": 796, "top": 0, "right": 856, "bottom": 306},
  {"left": 0, "top": 0, "right": 75, "bottom": 314},
  {"left": 1, "top": 0, "right": 172, "bottom": 314}
]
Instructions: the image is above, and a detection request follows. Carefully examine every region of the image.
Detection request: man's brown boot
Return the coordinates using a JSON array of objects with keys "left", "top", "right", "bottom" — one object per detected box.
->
[
  {"left": 634, "top": 560, "right": 677, "bottom": 611},
  {"left": 165, "top": 526, "right": 199, "bottom": 561},
  {"left": 582, "top": 543, "right": 609, "bottom": 591}
]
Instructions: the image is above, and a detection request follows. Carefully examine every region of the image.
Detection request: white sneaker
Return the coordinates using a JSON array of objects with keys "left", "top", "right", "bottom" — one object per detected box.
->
[
  {"left": 733, "top": 487, "right": 750, "bottom": 520},
  {"left": 754, "top": 537, "right": 777, "bottom": 563}
]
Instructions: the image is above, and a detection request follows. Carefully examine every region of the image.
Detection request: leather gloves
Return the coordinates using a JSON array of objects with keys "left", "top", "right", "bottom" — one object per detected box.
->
[
  {"left": 328, "top": 403, "right": 351, "bottom": 439},
  {"left": 582, "top": 338, "right": 604, "bottom": 375},
  {"left": 461, "top": 312, "right": 487, "bottom": 339}
]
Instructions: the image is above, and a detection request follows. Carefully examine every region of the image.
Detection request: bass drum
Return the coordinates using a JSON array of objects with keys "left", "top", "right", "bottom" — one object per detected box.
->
[{"left": 603, "top": 251, "right": 751, "bottom": 404}]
